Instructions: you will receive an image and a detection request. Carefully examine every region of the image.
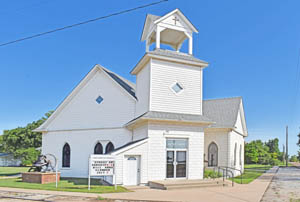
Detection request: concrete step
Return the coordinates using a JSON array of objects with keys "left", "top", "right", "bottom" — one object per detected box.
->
[
  {"left": 149, "top": 180, "right": 229, "bottom": 190},
  {"left": 124, "top": 185, "right": 150, "bottom": 191},
  {"left": 165, "top": 182, "right": 227, "bottom": 190}
]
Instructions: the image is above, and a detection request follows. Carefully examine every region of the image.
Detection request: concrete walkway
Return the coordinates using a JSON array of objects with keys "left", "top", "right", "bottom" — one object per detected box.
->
[
  {"left": 0, "top": 167, "right": 278, "bottom": 202},
  {"left": 101, "top": 167, "right": 279, "bottom": 202},
  {"left": 261, "top": 166, "right": 300, "bottom": 202},
  {"left": 0, "top": 187, "right": 99, "bottom": 198}
]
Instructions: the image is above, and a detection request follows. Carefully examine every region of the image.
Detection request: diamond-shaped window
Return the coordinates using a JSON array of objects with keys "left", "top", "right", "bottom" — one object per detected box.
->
[
  {"left": 172, "top": 83, "right": 183, "bottom": 94},
  {"left": 96, "top": 96, "right": 103, "bottom": 104}
]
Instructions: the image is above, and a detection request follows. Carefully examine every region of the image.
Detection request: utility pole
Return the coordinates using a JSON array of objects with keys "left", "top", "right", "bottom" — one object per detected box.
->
[
  {"left": 286, "top": 126, "right": 288, "bottom": 167},
  {"left": 283, "top": 144, "right": 285, "bottom": 165}
]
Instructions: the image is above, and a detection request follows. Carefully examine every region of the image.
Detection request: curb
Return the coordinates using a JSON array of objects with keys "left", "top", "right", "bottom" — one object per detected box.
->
[{"left": 259, "top": 166, "right": 280, "bottom": 202}]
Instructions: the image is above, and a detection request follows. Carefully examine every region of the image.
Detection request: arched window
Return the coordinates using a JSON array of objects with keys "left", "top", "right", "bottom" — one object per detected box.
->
[
  {"left": 208, "top": 142, "right": 218, "bottom": 167},
  {"left": 234, "top": 143, "right": 237, "bottom": 166},
  {"left": 105, "top": 142, "right": 114, "bottom": 154},
  {"left": 62, "top": 143, "right": 70, "bottom": 168},
  {"left": 239, "top": 144, "right": 242, "bottom": 166},
  {"left": 94, "top": 142, "right": 103, "bottom": 154}
]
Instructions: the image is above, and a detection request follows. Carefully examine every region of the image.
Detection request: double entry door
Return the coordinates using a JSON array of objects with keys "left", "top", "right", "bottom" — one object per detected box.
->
[{"left": 166, "top": 150, "right": 187, "bottom": 178}]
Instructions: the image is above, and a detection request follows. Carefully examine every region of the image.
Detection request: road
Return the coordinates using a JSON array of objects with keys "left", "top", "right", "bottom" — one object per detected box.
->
[{"left": 261, "top": 166, "right": 300, "bottom": 202}]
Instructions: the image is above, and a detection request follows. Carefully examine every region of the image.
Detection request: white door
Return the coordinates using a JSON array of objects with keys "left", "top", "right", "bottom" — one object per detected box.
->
[{"left": 124, "top": 156, "right": 140, "bottom": 185}]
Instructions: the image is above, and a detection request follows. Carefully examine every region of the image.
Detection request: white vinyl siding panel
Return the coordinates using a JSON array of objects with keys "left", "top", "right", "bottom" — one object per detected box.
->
[
  {"left": 204, "top": 131, "right": 229, "bottom": 168},
  {"left": 42, "top": 128, "right": 132, "bottom": 178},
  {"left": 133, "top": 125, "right": 148, "bottom": 141},
  {"left": 150, "top": 59, "right": 202, "bottom": 115},
  {"left": 135, "top": 62, "right": 150, "bottom": 117},
  {"left": 46, "top": 70, "right": 135, "bottom": 130},
  {"left": 147, "top": 123, "right": 204, "bottom": 181}
]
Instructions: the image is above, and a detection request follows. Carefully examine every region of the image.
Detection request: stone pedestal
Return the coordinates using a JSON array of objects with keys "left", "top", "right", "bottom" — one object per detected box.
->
[{"left": 22, "top": 172, "right": 60, "bottom": 184}]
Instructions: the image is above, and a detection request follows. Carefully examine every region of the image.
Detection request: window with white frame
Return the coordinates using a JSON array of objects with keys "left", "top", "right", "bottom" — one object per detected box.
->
[
  {"left": 96, "top": 96, "right": 103, "bottom": 104},
  {"left": 171, "top": 82, "right": 183, "bottom": 94}
]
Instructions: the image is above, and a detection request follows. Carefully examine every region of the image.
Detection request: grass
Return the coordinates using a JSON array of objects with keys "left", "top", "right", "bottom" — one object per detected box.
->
[
  {"left": 244, "top": 164, "right": 272, "bottom": 170},
  {"left": 0, "top": 167, "right": 29, "bottom": 177},
  {"left": 0, "top": 177, "right": 127, "bottom": 194},
  {"left": 232, "top": 164, "right": 273, "bottom": 184},
  {"left": 204, "top": 169, "right": 222, "bottom": 178},
  {"left": 232, "top": 170, "right": 265, "bottom": 184}
]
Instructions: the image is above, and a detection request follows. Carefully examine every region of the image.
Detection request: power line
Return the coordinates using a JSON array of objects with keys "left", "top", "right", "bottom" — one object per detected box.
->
[{"left": 0, "top": 0, "right": 168, "bottom": 47}]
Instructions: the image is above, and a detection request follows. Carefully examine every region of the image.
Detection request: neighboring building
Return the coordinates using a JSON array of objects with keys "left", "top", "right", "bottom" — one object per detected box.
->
[
  {"left": 35, "top": 9, "right": 248, "bottom": 185},
  {"left": 0, "top": 153, "right": 22, "bottom": 167}
]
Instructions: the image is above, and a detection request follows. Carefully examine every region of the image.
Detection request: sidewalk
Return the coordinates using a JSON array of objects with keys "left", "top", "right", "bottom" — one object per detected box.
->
[
  {"left": 100, "top": 167, "right": 279, "bottom": 202},
  {"left": 0, "top": 167, "right": 278, "bottom": 202},
  {"left": 0, "top": 187, "right": 100, "bottom": 198}
]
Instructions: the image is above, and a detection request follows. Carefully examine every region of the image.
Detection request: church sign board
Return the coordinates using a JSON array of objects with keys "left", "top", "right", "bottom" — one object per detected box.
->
[{"left": 88, "top": 155, "right": 116, "bottom": 190}]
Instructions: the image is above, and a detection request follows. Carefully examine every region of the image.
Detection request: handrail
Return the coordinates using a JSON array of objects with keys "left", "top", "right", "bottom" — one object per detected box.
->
[
  {"left": 218, "top": 166, "right": 243, "bottom": 184},
  {"left": 211, "top": 166, "right": 234, "bottom": 187}
]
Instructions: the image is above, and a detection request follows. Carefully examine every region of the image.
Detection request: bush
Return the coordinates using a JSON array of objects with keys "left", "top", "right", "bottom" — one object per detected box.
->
[{"left": 204, "top": 169, "right": 222, "bottom": 178}]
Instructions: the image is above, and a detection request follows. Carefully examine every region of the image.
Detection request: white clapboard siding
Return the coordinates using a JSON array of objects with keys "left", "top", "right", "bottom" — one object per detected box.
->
[
  {"left": 132, "top": 125, "right": 148, "bottom": 141},
  {"left": 135, "top": 62, "right": 150, "bottom": 117},
  {"left": 46, "top": 70, "right": 135, "bottom": 131},
  {"left": 229, "top": 130, "right": 244, "bottom": 176},
  {"left": 147, "top": 123, "right": 204, "bottom": 180},
  {"left": 204, "top": 131, "right": 230, "bottom": 168},
  {"left": 42, "top": 128, "right": 132, "bottom": 178},
  {"left": 114, "top": 141, "right": 149, "bottom": 184},
  {"left": 150, "top": 59, "right": 202, "bottom": 115}
]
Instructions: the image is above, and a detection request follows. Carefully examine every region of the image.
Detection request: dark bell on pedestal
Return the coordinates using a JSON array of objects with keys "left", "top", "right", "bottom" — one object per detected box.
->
[{"left": 28, "top": 154, "right": 55, "bottom": 173}]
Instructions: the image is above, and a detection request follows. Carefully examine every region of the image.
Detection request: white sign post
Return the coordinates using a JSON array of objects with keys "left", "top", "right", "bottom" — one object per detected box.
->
[{"left": 88, "top": 155, "right": 116, "bottom": 190}]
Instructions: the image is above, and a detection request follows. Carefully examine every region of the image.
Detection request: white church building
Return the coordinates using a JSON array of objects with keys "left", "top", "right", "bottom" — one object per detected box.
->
[{"left": 35, "top": 9, "right": 248, "bottom": 186}]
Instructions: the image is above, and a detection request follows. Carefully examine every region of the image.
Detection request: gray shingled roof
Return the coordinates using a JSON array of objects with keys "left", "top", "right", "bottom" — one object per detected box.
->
[
  {"left": 126, "top": 111, "right": 212, "bottom": 126},
  {"left": 147, "top": 14, "right": 160, "bottom": 23},
  {"left": 109, "top": 138, "right": 148, "bottom": 154},
  {"left": 203, "top": 97, "right": 242, "bottom": 128},
  {"left": 148, "top": 49, "right": 208, "bottom": 64},
  {"left": 102, "top": 68, "right": 137, "bottom": 99},
  {"left": 101, "top": 67, "right": 241, "bottom": 129}
]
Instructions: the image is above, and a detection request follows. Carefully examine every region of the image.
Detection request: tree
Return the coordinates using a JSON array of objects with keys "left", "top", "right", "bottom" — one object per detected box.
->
[
  {"left": 265, "top": 138, "right": 280, "bottom": 154},
  {"left": 290, "top": 155, "right": 298, "bottom": 162},
  {"left": 1, "top": 111, "right": 53, "bottom": 165},
  {"left": 245, "top": 140, "right": 270, "bottom": 164},
  {"left": 245, "top": 139, "right": 281, "bottom": 165}
]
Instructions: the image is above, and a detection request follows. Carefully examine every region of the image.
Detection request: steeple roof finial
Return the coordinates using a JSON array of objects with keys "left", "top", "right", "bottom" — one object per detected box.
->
[{"left": 141, "top": 9, "right": 198, "bottom": 55}]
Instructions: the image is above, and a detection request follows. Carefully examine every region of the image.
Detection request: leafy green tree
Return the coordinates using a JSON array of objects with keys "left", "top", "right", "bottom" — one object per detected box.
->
[
  {"left": 245, "top": 139, "right": 281, "bottom": 165},
  {"left": 245, "top": 140, "right": 267, "bottom": 164},
  {"left": 266, "top": 138, "right": 280, "bottom": 154},
  {"left": 290, "top": 155, "right": 298, "bottom": 162},
  {"left": 1, "top": 111, "right": 53, "bottom": 165}
]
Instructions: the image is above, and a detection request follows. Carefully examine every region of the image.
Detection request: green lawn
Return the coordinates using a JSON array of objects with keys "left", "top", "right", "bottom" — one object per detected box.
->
[
  {"left": 244, "top": 164, "right": 272, "bottom": 170},
  {"left": 0, "top": 177, "right": 127, "bottom": 194},
  {"left": 0, "top": 167, "right": 29, "bottom": 177},
  {"left": 232, "top": 164, "right": 273, "bottom": 184}
]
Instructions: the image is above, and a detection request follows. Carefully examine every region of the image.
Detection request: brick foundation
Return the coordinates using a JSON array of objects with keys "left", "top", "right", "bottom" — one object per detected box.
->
[{"left": 22, "top": 172, "right": 60, "bottom": 184}]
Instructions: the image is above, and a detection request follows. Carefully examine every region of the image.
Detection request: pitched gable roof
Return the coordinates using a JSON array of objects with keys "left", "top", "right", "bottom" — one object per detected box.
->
[
  {"left": 125, "top": 110, "right": 213, "bottom": 128},
  {"left": 34, "top": 65, "right": 136, "bottom": 132},
  {"left": 141, "top": 9, "right": 198, "bottom": 42},
  {"left": 203, "top": 97, "right": 248, "bottom": 136},
  {"left": 101, "top": 67, "right": 136, "bottom": 99}
]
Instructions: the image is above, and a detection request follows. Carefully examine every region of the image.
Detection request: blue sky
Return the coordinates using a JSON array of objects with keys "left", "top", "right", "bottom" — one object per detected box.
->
[{"left": 0, "top": 0, "right": 300, "bottom": 155}]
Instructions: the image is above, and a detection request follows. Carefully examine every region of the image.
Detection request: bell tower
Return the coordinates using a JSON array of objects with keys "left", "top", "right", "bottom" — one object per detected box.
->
[
  {"left": 133, "top": 9, "right": 208, "bottom": 117},
  {"left": 141, "top": 9, "right": 198, "bottom": 54}
]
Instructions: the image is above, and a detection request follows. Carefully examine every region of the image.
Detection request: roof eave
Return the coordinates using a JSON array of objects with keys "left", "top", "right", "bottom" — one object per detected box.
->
[
  {"left": 131, "top": 53, "right": 209, "bottom": 75},
  {"left": 126, "top": 117, "right": 214, "bottom": 130},
  {"left": 153, "top": 8, "right": 198, "bottom": 33}
]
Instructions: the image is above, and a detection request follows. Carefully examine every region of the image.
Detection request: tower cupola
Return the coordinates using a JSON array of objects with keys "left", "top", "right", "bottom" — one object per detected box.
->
[{"left": 141, "top": 9, "right": 198, "bottom": 55}]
